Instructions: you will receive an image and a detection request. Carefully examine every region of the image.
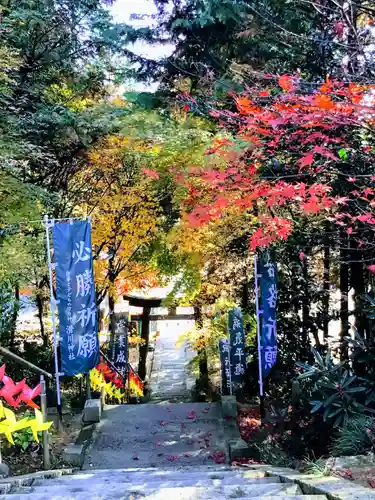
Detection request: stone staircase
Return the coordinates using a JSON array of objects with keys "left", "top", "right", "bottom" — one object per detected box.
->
[
  {"left": 149, "top": 330, "right": 195, "bottom": 403},
  {"left": 0, "top": 466, "right": 328, "bottom": 499}
]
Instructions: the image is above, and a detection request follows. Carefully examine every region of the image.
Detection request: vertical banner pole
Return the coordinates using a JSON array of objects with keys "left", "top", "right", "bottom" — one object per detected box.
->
[
  {"left": 227, "top": 313, "right": 233, "bottom": 396},
  {"left": 44, "top": 215, "right": 62, "bottom": 413},
  {"left": 254, "top": 255, "right": 265, "bottom": 418},
  {"left": 218, "top": 341, "right": 223, "bottom": 396}
]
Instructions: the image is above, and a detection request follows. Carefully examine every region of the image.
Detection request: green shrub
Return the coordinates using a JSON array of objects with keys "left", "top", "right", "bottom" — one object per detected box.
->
[
  {"left": 12, "top": 427, "right": 37, "bottom": 452},
  {"left": 254, "top": 434, "right": 294, "bottom": 468},
  {"left": 297, "top": 348, "right": 369, "bottom": 428},
  {"left": 331, "top": 415, "right": 375, "bottom": 457}
]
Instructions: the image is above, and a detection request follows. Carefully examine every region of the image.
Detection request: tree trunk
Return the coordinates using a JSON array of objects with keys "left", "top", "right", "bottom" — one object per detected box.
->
[
  {"left": 323, "top": 231, "right": 330, "bottom": 344},
  {"left": 108, "top": 292, "right": 116, "bottom": 335},
  {"left": 194, "top": 305, "right": 208, "bottom": 377},
  {"left": 138, "top": 306, "right": 150, "bottom": 380},
  {"left": 340, "top": 236, "right": 349, "bottom": 360},
  {"left": 108, "top": 255, "right": 116, "bottom": 335},
  {"left": 8, "top": 283, "right": 20, "bottom": 348},
  {"left": 241, "top": 281, "right": 249, "bottom": 313},
  {"left": 36, "top": 292, "right": 48, "bottom": 347}
]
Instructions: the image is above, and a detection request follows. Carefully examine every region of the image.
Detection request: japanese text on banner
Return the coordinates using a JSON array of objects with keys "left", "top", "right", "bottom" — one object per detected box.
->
[
  {"left": 219, "top": 340, "right": 231, "bottom": 395},
  {"left": 229, "top": 308, "right": 246, "bottom": 388},
  {"left": 53, "top": 221, "right": 100, "bottom": 376},
  {"left": 259, "top": 252, "right": 278, "bottom": 378},
  {"left": 110, "top": 313, "right": 129, "bottom": 378}
]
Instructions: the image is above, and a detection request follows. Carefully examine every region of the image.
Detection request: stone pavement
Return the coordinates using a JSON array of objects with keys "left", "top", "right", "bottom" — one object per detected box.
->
[
  {"left": 149, "top": 326, "right": 195, "bottom": 402},
  {"left": 83, "top": 402, "right": 227, "bottom": 470},
  {"left": 83, "top": 326, "right": 216, "bottom": 471}
]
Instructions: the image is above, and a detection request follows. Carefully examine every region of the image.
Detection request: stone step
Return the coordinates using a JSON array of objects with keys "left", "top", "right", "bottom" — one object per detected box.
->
[
  {"left": 38, "top": 468, "right": 267, "bottom": 483},
  {"left": 99, "top": 406, "right": 221, "bottom": 423},
  {"left": 221, "top": 482, "right": 302, "bottom": 496},
  {"left": 72, "top": 465, "right": 235, "bottom": 474},
  {"left": 84, "top": 450, "right": 227, "bottom": 469},
  {"left": 0, "top": 494, "right": 327, "bottom": 500},
  {"left": 94, "top": 420, "right": 223, "bottom": 436},
  {"left": 10, "top": 480, "right": 302, "bottom": 499},
  {"left": 151, "top": 392, "right": 190, "bottom": 400},
  {"left": 86, "top": 441, "right": 226, "bottom": 458},
  {"left": 151, "top": 397, "right": 191, "bottom": 403},
  {"left": 27, "top": 476, "right": 281, "bottom": 490},
  {"left": 226, "top": 497, "right": 326, "bottom": 500},
  {"left": 94, "top": 427, "right": 225, "bottom": 443}
]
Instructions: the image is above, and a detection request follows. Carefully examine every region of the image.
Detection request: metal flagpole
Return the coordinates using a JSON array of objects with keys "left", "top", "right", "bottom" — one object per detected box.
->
[
  {"left": 254, "top": 254, "right": 265, "bottom": 418},
  {"left": 44, "top": 215, "right": 62, "bottom": 416}
]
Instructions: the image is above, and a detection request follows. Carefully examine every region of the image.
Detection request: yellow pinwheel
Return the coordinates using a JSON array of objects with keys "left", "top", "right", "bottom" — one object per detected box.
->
[
  {"left": 103, "top": 382, "right": 115, "bottom": 399},
  {"left": 29, "top": 409, "right": 52, "bottom": 442},
  {"left": 112, "top": 388, "right": 124, "bottom": 403},
  {"left": 90, "top": 369, "right": 105, "bottom": 392},
  {"left": 0, "top": 406, "right": 30, "bottom": 444}
]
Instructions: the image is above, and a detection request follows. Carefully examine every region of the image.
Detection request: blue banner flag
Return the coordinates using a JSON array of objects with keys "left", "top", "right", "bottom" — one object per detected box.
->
[
  {"left": 52, "top": 220, "right": 100, "bottom": 376},
  {"left": 219, "top": 339, "right": 231, "bottom": 395},
  {"left": 259, "top": 252, "right": 278, "bottom": 377},
  {"left": 228, "top": 308, "right": 246, "bottom": 387},
  {"left": 110, "top": 313, "right": 129, "bottom": 378}
]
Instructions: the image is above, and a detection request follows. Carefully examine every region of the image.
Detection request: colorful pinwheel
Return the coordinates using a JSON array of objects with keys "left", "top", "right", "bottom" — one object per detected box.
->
[{"left": 0, "top": 365, "right": 41, "bottom": 410}]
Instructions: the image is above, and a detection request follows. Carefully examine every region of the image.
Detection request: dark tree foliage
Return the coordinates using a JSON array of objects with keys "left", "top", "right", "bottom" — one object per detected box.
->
[
  {"left": 0, "top": 0, "right": 155, "bottom": 194},
  {"left": 125, "top": 0, "right": 375, "bottom": 89}
]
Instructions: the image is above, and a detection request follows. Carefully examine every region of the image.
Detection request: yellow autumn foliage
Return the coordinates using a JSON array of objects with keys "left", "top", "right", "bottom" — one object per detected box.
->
[{"left": 73, "top": 135, "right": 161, "bottom": 300}]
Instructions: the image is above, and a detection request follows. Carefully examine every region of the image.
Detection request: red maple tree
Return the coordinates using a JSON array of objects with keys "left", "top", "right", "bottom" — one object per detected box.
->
[{"left": 177, "top": 76, "right": 375, "bottom": 256}]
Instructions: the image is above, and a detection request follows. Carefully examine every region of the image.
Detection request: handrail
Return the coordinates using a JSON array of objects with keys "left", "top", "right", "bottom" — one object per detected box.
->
[
  {"left": 0, "top": 345, "right": 52, "bottom": 470},
  {"left": 0, "top": 346, "right": 53, "bottom": 379}
]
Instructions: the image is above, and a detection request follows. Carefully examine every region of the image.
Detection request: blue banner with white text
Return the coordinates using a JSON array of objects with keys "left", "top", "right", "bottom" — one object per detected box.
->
[
  {"left": 259, "top": 252, "right": 278, "bottom": 378},
  {"left": 110, "top": 313, "right": 129, "bottom": 378},
  {"left": 228, "top": 308, "right": 246, "bottom": 388},
  {"left": 219, "top": 339, "right": 231, "bottom": 395},
  {"left": 52, "top": 220, "right": 100, "bottom": 376}
]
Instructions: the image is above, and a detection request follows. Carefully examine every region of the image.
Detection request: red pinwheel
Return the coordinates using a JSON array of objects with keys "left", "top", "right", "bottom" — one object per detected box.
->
[
  {"left": 0, "top": 376, "right": 26, "bottom": 408},
  {"left": 15, "top": 383, "right": 41, "bottom": 410},
  {"left": 113, "top": 376, "right": 124, "bottom": 389},
  {"left": 0, "top": 364, "right": 41, "bottom": 409}
]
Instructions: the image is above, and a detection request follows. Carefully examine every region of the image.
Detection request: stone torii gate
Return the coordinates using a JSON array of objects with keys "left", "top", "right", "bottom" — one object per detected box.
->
[{"left": 123, "top": 295, "right": 195, "bottom": 380}]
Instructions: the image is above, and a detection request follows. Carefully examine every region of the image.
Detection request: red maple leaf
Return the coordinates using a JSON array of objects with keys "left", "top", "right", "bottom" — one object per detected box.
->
[
  {"left": 279, "top": 75, "right": 295, "bottom": 92},
  {"left": 298, "top": 152, "right": 315, "bottom": 168}
]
